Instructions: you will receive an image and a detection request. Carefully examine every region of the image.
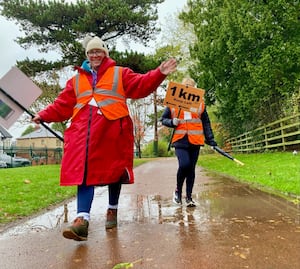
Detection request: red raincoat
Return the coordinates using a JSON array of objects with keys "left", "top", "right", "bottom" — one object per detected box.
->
[{"left": 38, "top": 57, "right": 166, "bottom": 186}]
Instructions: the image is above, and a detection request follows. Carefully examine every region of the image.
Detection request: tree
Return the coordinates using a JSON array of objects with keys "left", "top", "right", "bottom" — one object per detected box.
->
[
  {"left": 21, "top": 125, "right": 36, "bottom": 136},
  {"left": 128, "top": 99, "right": 148, "bottom": 158},
  {"left": 158, "top": 8, "right": 197, "bottom": 79},
  {"left": 0, "top": 0, "right": 164, "bottom": 74},
  {"left": 180, "top": 0, "right": 300, "bottom": 137}
]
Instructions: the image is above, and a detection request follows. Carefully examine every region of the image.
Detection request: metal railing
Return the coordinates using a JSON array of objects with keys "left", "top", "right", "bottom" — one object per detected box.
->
[{"left": 1, "top": 146, "right": 63, "bottom": 166}]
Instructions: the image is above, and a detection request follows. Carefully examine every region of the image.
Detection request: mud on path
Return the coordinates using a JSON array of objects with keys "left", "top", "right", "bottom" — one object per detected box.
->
[{"left": 0, "top": 158, "right": 300, "bottom": 269}]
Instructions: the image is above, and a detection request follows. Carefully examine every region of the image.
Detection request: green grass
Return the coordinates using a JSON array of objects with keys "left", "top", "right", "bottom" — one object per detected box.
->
[
  {"left": 0, "top": 159, "right": 150, "bottom": 226},
  {"left": 198, "top": 152, "right": 300, "bottom": 198},
  {"left": 0, "top": 165, "right": 76, "bottom": 225}
]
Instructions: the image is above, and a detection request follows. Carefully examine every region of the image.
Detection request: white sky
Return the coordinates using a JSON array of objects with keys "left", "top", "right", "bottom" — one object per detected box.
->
[{"left": 0, "top": 0, "right": 187, "bottom": 138}]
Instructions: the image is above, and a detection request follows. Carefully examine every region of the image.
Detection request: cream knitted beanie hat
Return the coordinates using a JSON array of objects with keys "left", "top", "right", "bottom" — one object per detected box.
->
[{"left": 82, "top": 36, "right": 109, "bottom": 56}]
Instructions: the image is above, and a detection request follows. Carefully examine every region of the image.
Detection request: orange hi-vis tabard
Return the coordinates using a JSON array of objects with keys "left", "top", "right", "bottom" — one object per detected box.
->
[
  {"left": 72, "top": 66, "right": 129, "bottom": 120},
  {"left": 171, "top": 104, "right": 205, "bottom": 145}
]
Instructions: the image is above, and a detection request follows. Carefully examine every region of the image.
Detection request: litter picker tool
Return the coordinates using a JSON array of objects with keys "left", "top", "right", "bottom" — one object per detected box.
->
[{"left": 213, "top": 146, "right": 244, "bottom": 166}]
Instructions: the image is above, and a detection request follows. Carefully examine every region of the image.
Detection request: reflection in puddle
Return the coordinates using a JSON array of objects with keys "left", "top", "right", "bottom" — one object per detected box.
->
[{"left": 0, "top": 201, "right": 76, "bottom": 236}]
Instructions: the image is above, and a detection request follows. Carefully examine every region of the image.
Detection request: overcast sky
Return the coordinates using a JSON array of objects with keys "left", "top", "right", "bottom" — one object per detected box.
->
[{"left": 0, "top": 0, "right": 187, "bottom": 138}]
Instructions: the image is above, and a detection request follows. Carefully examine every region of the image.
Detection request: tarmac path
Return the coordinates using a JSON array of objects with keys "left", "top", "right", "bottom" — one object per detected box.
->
[{"left": 0, "top": 157, "right": 300, "bottom": 269}]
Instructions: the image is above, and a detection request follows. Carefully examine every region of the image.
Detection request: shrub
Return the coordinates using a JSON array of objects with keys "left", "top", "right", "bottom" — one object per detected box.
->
[{"left": 142, "top": 140, "right": 174, "bottom": 157}]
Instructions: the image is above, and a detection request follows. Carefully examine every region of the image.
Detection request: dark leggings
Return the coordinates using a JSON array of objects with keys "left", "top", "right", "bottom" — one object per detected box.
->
[
  {"left": 77, "top": 181, "right": 122, "bottom": 213},
  {"left": 175, "top": 146, "right": 200, "bottom": 198}
]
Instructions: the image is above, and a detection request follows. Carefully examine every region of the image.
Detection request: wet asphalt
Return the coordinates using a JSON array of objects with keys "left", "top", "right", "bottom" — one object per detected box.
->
[{"left": 0, "top": 157, "right": 300, "bottom": 269}]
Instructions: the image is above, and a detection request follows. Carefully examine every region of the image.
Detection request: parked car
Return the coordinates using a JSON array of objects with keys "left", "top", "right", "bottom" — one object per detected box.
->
[
  {"left": 0, "top": 154, "right": 31, "bottom": 168},
  {"left": 10, "top": 157, "right": 31, "bottom": 168},
  {"left": 0, "top": 160, "right": 7, "bottom": 168}
]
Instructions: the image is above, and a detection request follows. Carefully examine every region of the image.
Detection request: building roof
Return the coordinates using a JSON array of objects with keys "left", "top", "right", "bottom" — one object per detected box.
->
[
  {"left": 0, "top": 124, "right": 12, "bottom": 139},
  {"left": 17, "top": 126, "right": 63, "bottom": 140}
]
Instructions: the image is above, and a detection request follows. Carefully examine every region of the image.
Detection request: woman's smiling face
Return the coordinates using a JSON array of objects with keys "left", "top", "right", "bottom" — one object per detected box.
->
[{"left": 87, "top": 49, "right": 106, "bottom": 70}]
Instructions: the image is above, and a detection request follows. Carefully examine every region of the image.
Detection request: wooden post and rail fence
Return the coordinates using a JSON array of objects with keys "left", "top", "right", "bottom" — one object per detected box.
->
[{"left": 225, "top": 113, "right": 300, "bottom": 153}]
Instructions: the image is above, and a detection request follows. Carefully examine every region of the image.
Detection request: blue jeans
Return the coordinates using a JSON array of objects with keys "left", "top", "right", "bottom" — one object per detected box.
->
[{"left": 77, "top": 182, "right": 121, "bottom": 213}]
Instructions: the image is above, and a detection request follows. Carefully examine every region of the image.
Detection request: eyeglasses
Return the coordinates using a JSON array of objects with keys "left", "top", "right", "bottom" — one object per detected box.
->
[{"left": 87, "top": 50, "right": 104, "bottom": 56}]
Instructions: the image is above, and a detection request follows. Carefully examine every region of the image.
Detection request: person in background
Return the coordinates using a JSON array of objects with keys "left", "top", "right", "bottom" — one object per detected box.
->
[
  {"left": 32, "top": 35, "right": 177, "bottom": 241},
  {"left": 160, "top": 78, "right": 217, "bottom": 207}
]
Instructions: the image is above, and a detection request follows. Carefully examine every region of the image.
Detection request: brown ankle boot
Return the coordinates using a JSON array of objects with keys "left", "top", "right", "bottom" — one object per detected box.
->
[
  {"left": 105, "top": 209, "right": 117, "bottom": 229},
  {"left": 62, "top": 217, "right": 89, "bottom": 241}
]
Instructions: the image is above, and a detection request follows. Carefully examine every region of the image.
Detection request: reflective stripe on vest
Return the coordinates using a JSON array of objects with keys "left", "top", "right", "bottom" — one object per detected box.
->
[
  {"left": 72, "top": 66, "right": 129, "bottom": 120},
  {"left": 171, "top": 106, "right": 205, "bottom": 145}
]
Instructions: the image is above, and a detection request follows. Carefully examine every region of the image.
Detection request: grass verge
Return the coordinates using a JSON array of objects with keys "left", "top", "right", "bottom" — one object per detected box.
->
[
  {"left": 0, "top": 158, "right": 149, "bottom": 226},
  {"left": 0, "top": 165, "right": 74, "bottom": 226},
  {"left": 198, "top": 151, "right": 300, "bottom": 200}
]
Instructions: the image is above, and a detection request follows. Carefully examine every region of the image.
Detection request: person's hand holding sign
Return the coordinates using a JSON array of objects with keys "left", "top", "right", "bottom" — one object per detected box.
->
[{"left": 172, "top": 118, "right": 179, "bottom": 126}]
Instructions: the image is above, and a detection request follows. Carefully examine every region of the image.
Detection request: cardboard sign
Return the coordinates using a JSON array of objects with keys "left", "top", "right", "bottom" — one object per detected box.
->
[
  {"left": 163, "top": 81, "right": 205, "bottom": 112},
  {"left": 0, "top": 67, "right": 42, "bottom": 129}
]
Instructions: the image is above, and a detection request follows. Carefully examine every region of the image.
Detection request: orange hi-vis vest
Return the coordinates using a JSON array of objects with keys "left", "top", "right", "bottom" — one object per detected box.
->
[
  {"left": 72, "top": 66, "right": 129, "bottom": 120},
  {"left": 171, "top": 105, "right": 205, "bottom": 145}
]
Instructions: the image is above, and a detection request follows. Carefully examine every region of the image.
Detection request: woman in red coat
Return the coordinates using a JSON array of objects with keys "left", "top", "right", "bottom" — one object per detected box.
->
[{"left": 32, "top": 36, "right": 177, "bottom": 241}]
